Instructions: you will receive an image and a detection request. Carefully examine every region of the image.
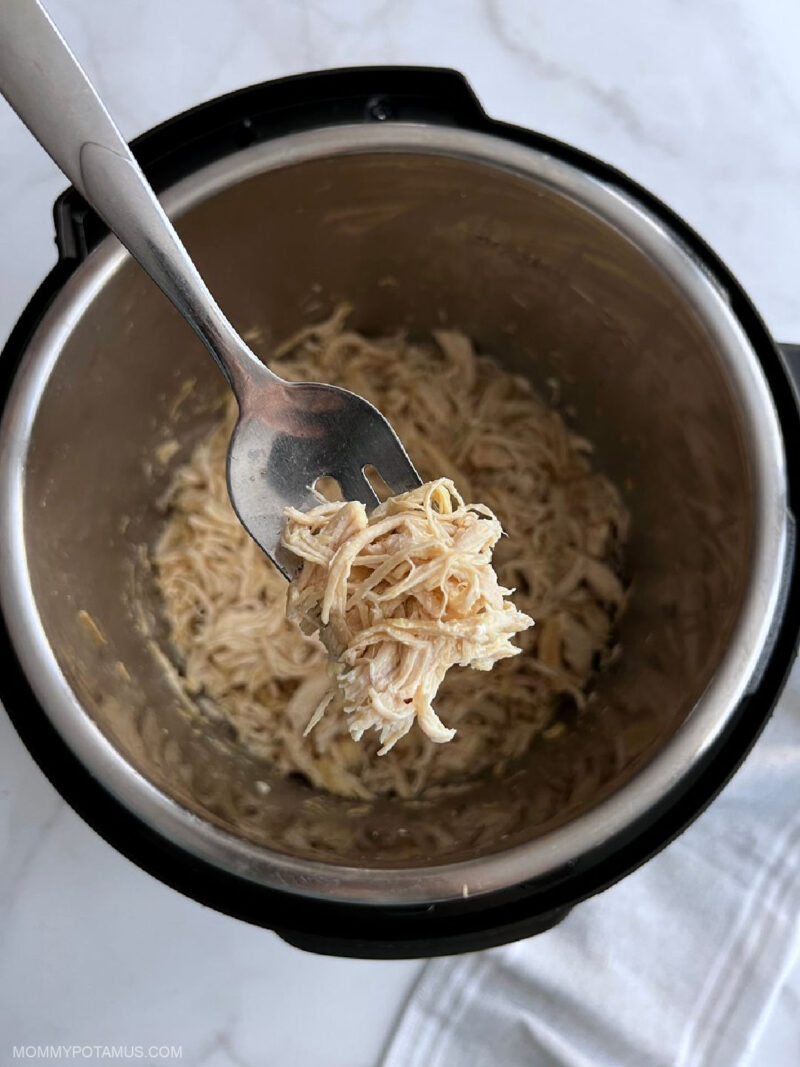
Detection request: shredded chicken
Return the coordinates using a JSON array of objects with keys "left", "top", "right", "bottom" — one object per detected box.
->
[
  {"left": 282, "top": 479, "right": 533, "bottom": 753},
  {"left": 153, "top": 307, "right": 628, "bottom": 799}
]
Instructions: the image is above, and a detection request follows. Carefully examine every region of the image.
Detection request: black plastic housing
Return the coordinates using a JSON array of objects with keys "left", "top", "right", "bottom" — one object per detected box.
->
[{"left": 1, "top": 68, "right": 799, "bottom": 958}]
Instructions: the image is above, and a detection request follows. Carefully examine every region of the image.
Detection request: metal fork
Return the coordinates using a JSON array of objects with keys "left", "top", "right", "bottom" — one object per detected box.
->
[{"left": 0, "top": 0, "right": 420, "bottom": 577}]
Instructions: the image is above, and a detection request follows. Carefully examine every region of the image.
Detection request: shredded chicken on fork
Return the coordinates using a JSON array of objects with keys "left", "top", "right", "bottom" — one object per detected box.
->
[{"left": 283, "top": 478, "right": 533, "bottom": 753}]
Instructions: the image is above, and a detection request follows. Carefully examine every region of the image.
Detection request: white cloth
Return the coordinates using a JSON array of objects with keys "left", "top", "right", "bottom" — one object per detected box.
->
[{"left": 383, "top": 666, "right": 800, "bottom": 1067}]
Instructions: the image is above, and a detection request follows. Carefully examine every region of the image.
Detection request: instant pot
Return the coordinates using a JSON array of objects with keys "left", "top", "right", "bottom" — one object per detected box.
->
[{"left": 1, "top": 68, "right": 799, "bottom": 958}]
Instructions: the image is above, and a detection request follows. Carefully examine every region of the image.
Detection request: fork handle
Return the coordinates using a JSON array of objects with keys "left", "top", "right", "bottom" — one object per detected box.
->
[{"left": 0, "top": 0, "right": 272, "bottom": 396}]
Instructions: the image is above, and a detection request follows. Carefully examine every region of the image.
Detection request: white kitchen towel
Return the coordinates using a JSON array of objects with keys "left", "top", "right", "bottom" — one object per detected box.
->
[{"left": 382, "top": 666, "right": 800, "bottom": 1067}]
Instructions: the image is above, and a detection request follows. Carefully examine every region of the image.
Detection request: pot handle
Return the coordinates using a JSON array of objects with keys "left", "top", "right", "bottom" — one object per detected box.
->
[
  {"left": 779, "top": 344, "right": 800, "bottom": 395},
  {"left": 51, "top": 66, "right": 488, "bottom": 261}
]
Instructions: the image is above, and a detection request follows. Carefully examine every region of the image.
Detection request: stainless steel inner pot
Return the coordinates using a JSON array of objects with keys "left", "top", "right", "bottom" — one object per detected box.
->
[{"left": 0, "top": 123, "right": 789, "bottom": 906}]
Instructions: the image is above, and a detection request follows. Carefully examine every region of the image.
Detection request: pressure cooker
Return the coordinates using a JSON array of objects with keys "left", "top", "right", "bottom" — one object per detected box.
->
[{"left": 1, "top": 68, "right": 798, "bottom": 957}]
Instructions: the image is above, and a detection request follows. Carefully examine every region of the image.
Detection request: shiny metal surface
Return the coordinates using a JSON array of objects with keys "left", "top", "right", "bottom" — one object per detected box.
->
[
  {"left": 0, "top": 123, "right": 789, "bottom": 905},
  {"left": 0, "top": 0, "right": 419, "bottom": 575}
]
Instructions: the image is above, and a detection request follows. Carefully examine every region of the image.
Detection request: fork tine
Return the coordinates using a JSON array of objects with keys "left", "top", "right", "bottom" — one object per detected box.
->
[
  {"left": 372, "top": 438, "right": 423, "bottom": 496},
  {"left": 338, "top": 468, "right": 380, "bottom": 511}
]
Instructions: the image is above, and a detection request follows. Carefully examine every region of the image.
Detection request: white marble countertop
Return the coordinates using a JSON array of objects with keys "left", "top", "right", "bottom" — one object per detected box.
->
[{"left": 1, "top": 1, "right": 799, "bottom": 1063}]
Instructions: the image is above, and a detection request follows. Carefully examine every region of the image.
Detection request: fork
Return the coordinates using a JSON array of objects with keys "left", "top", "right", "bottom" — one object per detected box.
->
[{"left": 0, "top": 0, "right": 421, "bottom": 577}]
